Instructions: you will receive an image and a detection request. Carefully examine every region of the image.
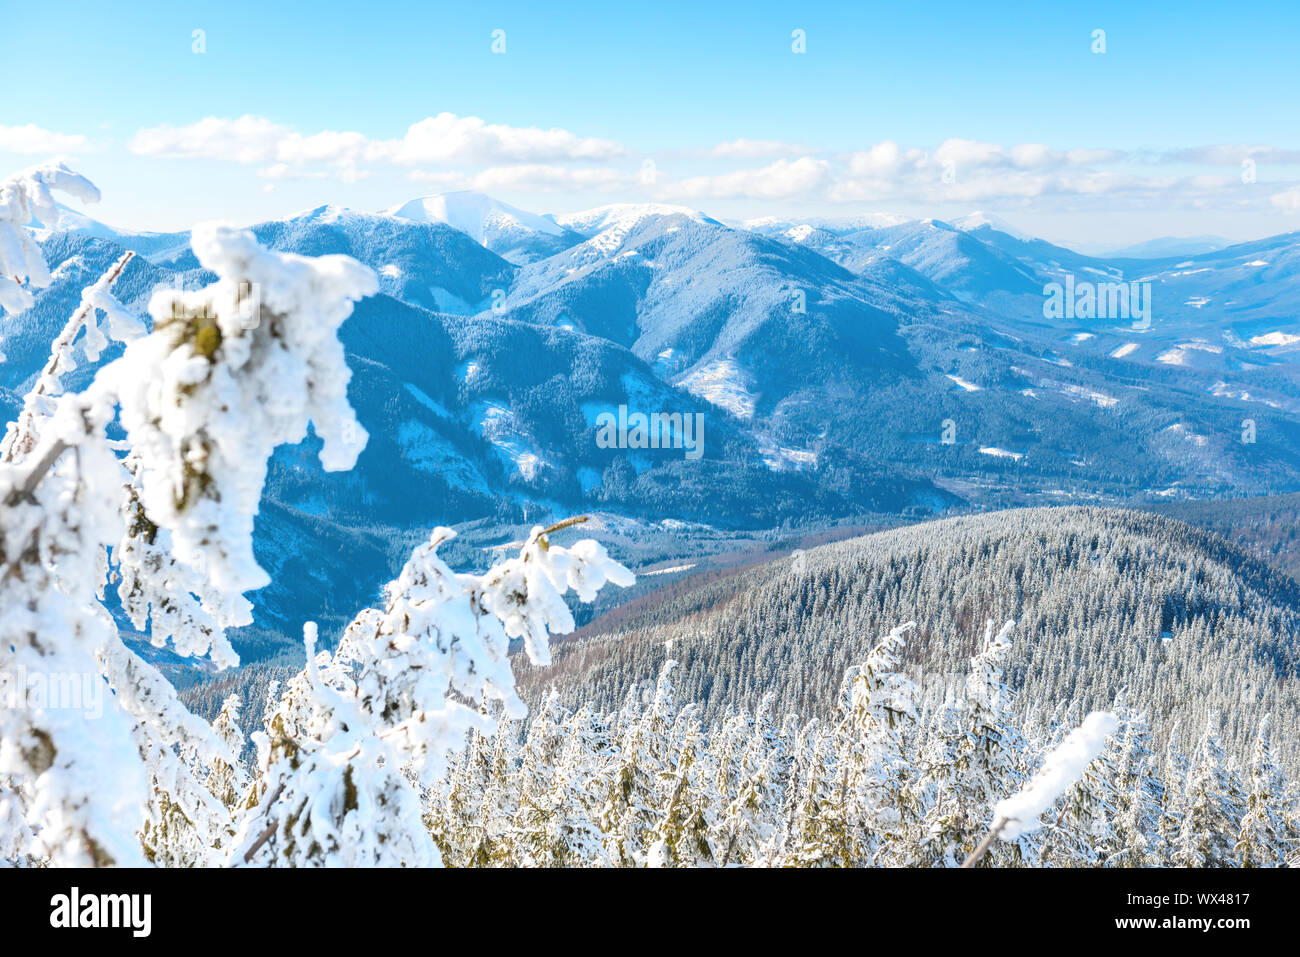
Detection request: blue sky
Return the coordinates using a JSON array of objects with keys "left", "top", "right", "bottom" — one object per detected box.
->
[{"left": 5, "top": 0, "right": 1300, "bottom": 244}]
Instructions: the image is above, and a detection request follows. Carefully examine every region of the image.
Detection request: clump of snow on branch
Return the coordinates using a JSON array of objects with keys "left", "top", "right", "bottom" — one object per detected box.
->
[
  {"left": 993, "top": 711, "right": 1119, "bottom": 840},
  {"left": 113, "top": 453, "right": 239, "bottom": 668},
  {"left": 101, "top": 223, "right": 377, "bottom": 624},
  {"left": 0, "top": 162, "right": 100, "bottom": 316},
  {"left": 0, "top": 386, "right": 150, "bottom": 865},
  {"left": 479, "top": 523, "right": 636, "bottom": 665},
  {"left": 1, "top": 179, "right": 387, "bottom": 865},
  {"left": 77, "top": 264, "right": 147, "bottom": 361},
  {"left": 233, "top": 523, "right": 633, "bottom": 866},
  {"left": 2, "top": 250, "right": 140, "bottom": 464}
]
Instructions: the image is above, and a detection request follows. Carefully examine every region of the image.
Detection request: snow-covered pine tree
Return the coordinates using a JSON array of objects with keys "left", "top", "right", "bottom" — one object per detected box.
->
[
  {"left": 600, "top": 662, "right": 674, "bottom": 865},
  {"left": 761, "top": 713, "right": 805, "bottom": 864},
  {"left": 1157, "top": 720, "right": 1190, "bottom": 858},
  {"left": 1235, "top": 716, "right": 1290, "bottom": 867},
  {"left": 647, "top": 705, "right": 716, "bottom": 867},
  {"left": 1175, "top": 713, "right": 1239, "bottom": 867},
  {"left": 1, "top": 177, "right": 297, "bottom": 865},
  {"left": 833, "top": 624, "right": 921, "bottom": 865},
  {"left": 716, "top": 745, "right": 777, "bottom": 866},
  {"left": 919, "top": 621, "right": 1032, "bottom": 867},
  {"left": 778, "top": 721, "right": 858, "bottom": 867},
  {"left": 430, "top": 715, "right": 495, "bottom": 866},
  {"left": 479, "top": 716, "right": 524, "bottom": 865},
  {"left": 233, "top": 519, "right": 633, "bottom": 866},
  {"left": 1104, "top": 704, "right": 1165, "bottom": 867},
  {"left": 511, "top": 689, "right": 569, "bottom": 865},
  {"left": 1037, "top": 730, "right": 1118, "bottom": 867},
  {"left": 539, "top": 706, "right": 612, "bottom": 867}
]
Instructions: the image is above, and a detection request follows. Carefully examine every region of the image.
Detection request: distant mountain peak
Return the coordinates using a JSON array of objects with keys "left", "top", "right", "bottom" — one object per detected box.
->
[
  {"left": 28, "top": 202, "right": 189, "bottom": 256},
  {"left": 384, "top": 191, "right": 564, "bottom": 242},
  {"left": 554, "top": 203, "right": 716, "bottom": 237},
  {"left": 740, "top": 212, "right": 909, "bottom": 235},
  {"left": 281, "top": 203, "right": 354, "bottom": 224},
  {"left": 1096, "top": 235, "right": 1232, "bottom": 259},
  {"left": 953, "top": 211, "right": 1034, "bottom": 241}
]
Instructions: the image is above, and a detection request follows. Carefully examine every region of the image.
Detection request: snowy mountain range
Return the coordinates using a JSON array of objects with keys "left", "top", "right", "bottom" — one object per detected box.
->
[
  {"left": 384, "top": 191, "right": 582, "bottom": 264},
  {"left": 7, "top": 191, "right": 1300, "bottom": 661}
]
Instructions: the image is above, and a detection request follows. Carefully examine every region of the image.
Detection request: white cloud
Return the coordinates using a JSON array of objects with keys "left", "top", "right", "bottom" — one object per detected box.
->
[
  {"left": 386, "top": 114, "right": 623, "bottom": 164},
  {"left": 1162, "top": 145, "right": 1300, "bottom": 166},
  {"left": 468, "top": 164, "right": 632, "bottom": 193},
  {"left": 130, "top": 115, "right": 287, "bottom": 162},
  {"left": 257, "top": 163, "right": 327, "bottom": 181},
  {"left": 823, "top": 138, "right": 1265, "bottom": 209},
  {"left": 1270, "top": 185, "right": 1300, "bottom": 212},
  {"left": 0, "top": 123, "right": 94, "bottom": 154},
  {"left": 122, "top": 117, "right": 1300, "bottom": 218},
  {"left": 848, "top": 141, "right": 911, "bottom": 177},
  {"left": 708, "top": 138, "right": 812, "bottom": 159},
  {"left": 933, "top": 138, "right": 1006, "bottom": 170},
  {"left": 407, "top": 169, "right": 471, "bottom": 190},
  {"left": 930, "top": 139, "right": 1120, "bottom": 172},
  {"left": 664, "top": 157, "right": 832, "bottom": 199},
  {"left": 402, "top": 165, "right": 634, "bottom": 193},
  {"left": 130, "top": 113, "right": 625, "bottom": 173}
]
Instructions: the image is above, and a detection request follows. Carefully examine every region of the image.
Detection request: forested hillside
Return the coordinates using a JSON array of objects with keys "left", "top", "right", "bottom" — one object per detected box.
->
[
  {"left": 430, "top": 630, "right": 1297, "bottom": 867},
  {"left": 1147, "top": 494, "right": 1300, "bottom": 582},
  {"left": 517, "top": 507, "right": 1300, "bottom": 769}
]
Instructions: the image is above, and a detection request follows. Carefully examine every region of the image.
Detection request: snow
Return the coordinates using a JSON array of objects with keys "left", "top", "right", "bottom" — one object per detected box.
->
[
  {"left": 1164, "top": 423, "right": 1209, "bottom": 447},
  {"left": 0, "top": 162, "right": 101, "bottom": 315},
  {"left": 639, "top": 563, "right": 698, "bottom": 577},
  {"left": 760, "top": 442, "right": 818, "bottom": 471},
  {"left": 1060, "top": 384, "right": 1119, "bottom": 408},
  {"left": 993, "top": 712, "right": 1118, "bottom": 840},
  {"left": 396, "top": 421, "right": 489, "bottom": 490},
  {"left": 1249, "top": 331, "right": 1300, "bottom": 347},
  {"left": 953, "top": 211, "right": 1033, "bottom": 241},
  {"left": 1209, "top": 381, "right": 1284, "bottom": 408},
  {"left": 1069, "top": 332, "right": 1094, "bottom": 344},
  {"left": 403, "top": 382, "right": 452, "bottom": 419},
  {"left": 1157, "top": 341, "right": 1223, "bottom": 365},
  {"left": 471, "top": 400, "right": 547, "bottom": 479},
  {"left": 945, "top": 374, "right": 982, "bottom": 392},
  {"left": 556, "top": 203, "right": 710, "bottom": 237},
  {"left": 107, "top": 223, "right": 376, "bottom": 614},
  {"left": 1110, "top": 342, "right": 1140, "bottom": 358},
  {"left": 653, "top": 347, "right": 680, "bottom": 376},
  {"left": 979, "top": 446, "right": 1024, "bottom": 461},
  {"left": 384, "top": 190, "right": 563, "bottom": 244},
  {"left": 677, "top": 358, "right": 756, "bottom": 419}
]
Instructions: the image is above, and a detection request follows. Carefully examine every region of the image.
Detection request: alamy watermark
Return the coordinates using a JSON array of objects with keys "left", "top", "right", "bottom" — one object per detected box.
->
[
  {"left": 1, "top": 667, "right": 103, "bottom": 719},
  {"left": 595, "top": 405, "right": 704, "bottom": 460},
  {"left": 50, "top": 887, "right": 151, "bottom": 937},
  {"left": 163, "top": 278, "right": 262, "bottom": 331},
  {"left": 1043, "top": 275, "right": 1152, "bottom": 329}
]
